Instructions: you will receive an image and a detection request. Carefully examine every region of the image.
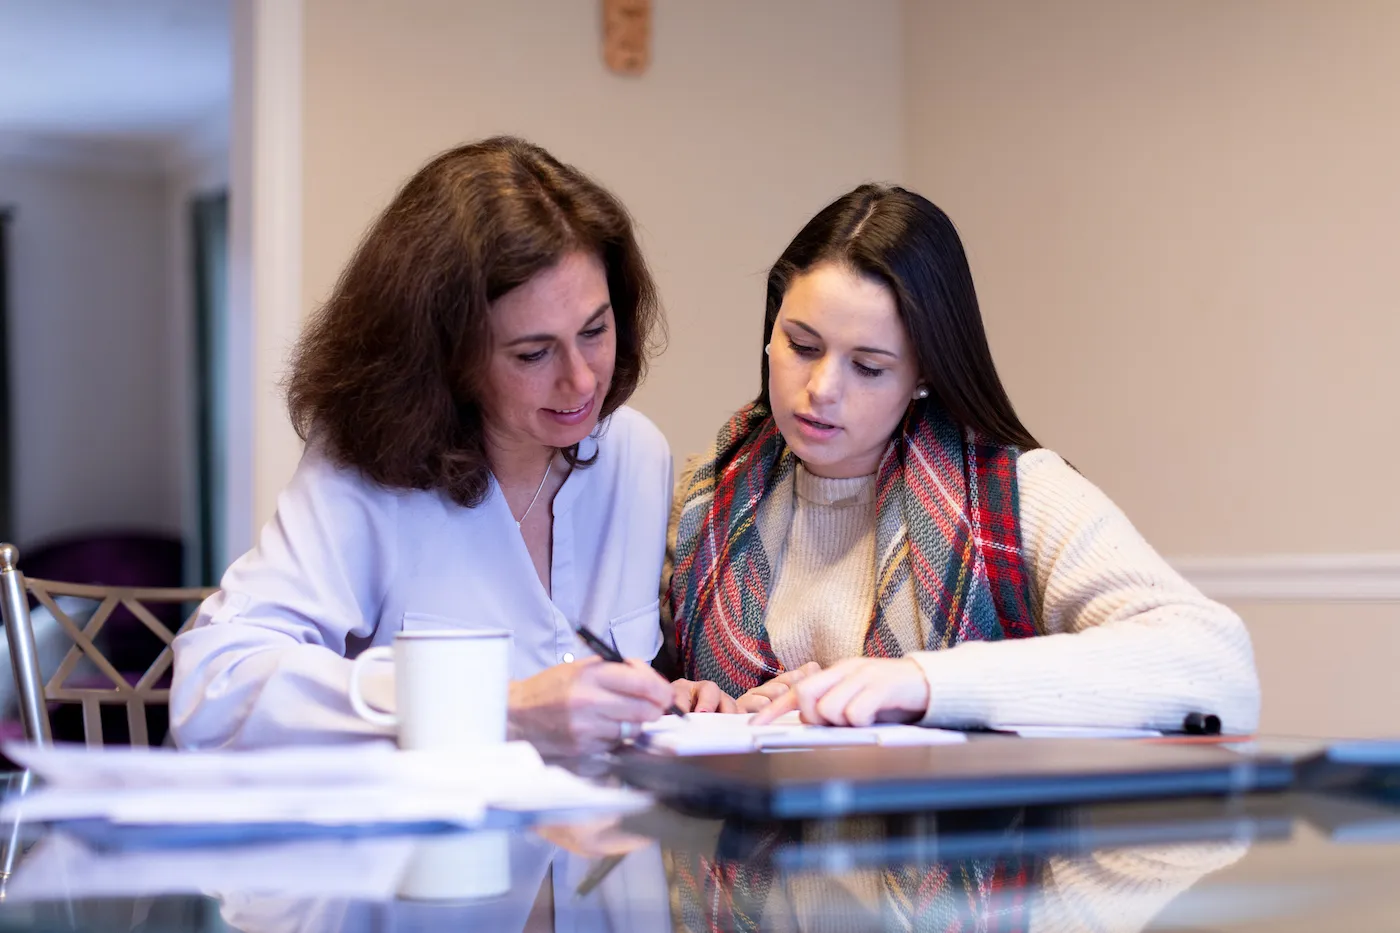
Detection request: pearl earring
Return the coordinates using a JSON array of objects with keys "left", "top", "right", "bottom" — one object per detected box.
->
[
  {"left": 764, "top": 345, "right": 771, "bottom": 356},
  {"left": 914, "top": 387, "right": 929, "bottom": 400}
]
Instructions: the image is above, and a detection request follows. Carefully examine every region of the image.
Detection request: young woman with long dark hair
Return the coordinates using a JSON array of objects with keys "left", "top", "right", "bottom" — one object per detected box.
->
[{"left": 665, "top": 184, "right": 1259, "bottom": 732}]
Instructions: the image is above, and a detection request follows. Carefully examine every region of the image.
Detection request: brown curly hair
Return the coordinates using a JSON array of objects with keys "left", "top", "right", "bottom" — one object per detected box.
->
[{"left": 287, "top": 136, "right": 662, "bottom": 507}]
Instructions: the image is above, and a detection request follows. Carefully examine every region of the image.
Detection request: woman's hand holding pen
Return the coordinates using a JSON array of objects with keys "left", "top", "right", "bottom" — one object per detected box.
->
[
  {"left": 536, "top": 815, "right": 651, "bottom": 859},
  {"left": 508, "top": 657, "right": 672, "bottom": 758}
]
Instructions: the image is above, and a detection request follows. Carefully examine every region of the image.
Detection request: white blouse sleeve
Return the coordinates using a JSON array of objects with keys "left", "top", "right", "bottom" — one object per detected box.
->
[
  {"left": 911, "top": 449, "right": 1261, "bottom": 733},
  {"left": 170, "top": 446, "right": 399, "bottom": 749}
]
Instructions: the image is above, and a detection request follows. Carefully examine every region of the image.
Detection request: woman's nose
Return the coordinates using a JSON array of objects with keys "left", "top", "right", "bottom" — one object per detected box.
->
[
  {"left": 807, "top": 357, "right": 840, "bottom": 403},
  {"left": 560, "top": 346, "right": 594, "bottom": 396}
]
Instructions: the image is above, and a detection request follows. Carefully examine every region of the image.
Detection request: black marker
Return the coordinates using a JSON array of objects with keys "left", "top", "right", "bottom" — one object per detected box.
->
[
  {"left": 573, "top": 624, "right": 689, "bottom": 719},
  {"left": 1182, "top": 712, "right": 1222, "bottom": 736}
]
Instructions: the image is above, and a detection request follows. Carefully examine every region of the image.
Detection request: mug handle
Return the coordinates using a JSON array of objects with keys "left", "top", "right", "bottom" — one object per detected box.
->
[{"left": 348, "top": 646, "right": 398, "bottom": 728}]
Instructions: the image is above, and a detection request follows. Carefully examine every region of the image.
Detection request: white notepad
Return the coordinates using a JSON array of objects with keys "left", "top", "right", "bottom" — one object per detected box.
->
[
  {"left": 989, "top": 724, "right": 1164, "bottom": 739},
  {"left": 638, "top": 711, "right": 967, "bottom": 755}
]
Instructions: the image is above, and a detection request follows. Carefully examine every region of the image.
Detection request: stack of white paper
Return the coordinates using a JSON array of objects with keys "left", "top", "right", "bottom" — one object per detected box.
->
[
  {"left": 6, "top": 831, "right": 417, "bottom": 901},
  {"left": 638, "top": 712, "right": 967, "bottom": 755},
  {"left": 0, "top": 740, "right": 648, "bottom": 829}
]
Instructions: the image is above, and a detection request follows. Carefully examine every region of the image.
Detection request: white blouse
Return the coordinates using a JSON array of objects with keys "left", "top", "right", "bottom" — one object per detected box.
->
[{"left": 171, "top": 407, "right": 673, "bottom": 750}]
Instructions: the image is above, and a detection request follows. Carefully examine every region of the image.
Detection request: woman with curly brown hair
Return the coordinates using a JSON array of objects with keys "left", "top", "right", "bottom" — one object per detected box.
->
[{"left": 171, "top": 137, "right": 726, "bottom": 757}]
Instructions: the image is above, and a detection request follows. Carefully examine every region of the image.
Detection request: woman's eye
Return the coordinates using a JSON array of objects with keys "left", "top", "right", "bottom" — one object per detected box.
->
[
  {"left": 854, "top": 361, "right": 885, "bottom": 378},
  {"left": 517, "top": 349, "right": 547, "bottom": 363},
  {"left": 786, "top": 339, "right": 818, "bottom": 356},
  {"left": 581, "top": 324, "right": 609, "bottom": 339}
]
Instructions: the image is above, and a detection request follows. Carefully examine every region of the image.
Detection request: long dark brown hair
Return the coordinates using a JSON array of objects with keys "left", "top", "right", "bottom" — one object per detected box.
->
[
  {"left": 759, "top": 184, "right": 1038, "bottom": 450},
  {"left": 287, "top": 136, "right": 662, "bottom": 507}
]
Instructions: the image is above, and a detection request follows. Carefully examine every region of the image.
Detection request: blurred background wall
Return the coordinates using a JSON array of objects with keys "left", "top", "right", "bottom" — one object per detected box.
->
[
  {"left": 299, "top": 0, "right": 906, "bottom": 474},
  {"left": 1, "top": 0, "right": 1394, "bottom": 736},
  {"left": 902, "top": 1, "right": 1400, "bottom": 736}
]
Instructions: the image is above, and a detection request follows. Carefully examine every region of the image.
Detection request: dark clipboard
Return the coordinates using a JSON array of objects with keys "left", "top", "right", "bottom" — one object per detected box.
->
[{"left": 617, "top": 737, "right": 1296, "bottom": 820}]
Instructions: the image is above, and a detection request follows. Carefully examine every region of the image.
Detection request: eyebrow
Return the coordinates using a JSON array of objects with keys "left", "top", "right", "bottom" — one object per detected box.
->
[
  {"left": 788, "top": 319, "right": 899, "bottom": 359},
  {"left": 504, "top": 303, "right": 610, "bottom": 347}
]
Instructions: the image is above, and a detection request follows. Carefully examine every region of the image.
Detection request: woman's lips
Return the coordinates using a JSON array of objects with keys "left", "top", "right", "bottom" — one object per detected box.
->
[
  {"left": 793, "top": 413, "right": 841, "bottom": 440},
  {"left": 543, "top": 396, "right": 596, "bottom": 426}
]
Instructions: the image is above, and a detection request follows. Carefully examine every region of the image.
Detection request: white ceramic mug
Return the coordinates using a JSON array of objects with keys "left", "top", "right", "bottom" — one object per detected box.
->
[
  {"left": 348, "top": 629, "right": 511, "bottom": 750},
  {"left": 397, "top": 830, "right": 511, "bottom": 901}
]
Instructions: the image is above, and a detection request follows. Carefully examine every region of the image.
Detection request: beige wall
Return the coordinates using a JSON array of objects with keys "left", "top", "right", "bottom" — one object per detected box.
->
[
  {"left": 0, "top": 158, "right": 180, "bottom": 546},
  {"left": 904, "top": 0, "right": 1400, "bottom": 557},
  {"left": 282, "top": 2, "right": 1398, "bottom": 738},
  {"left": 300, "top": 0, "right": 905, "bottom": 468},
  {"left": 1239, "top": 601, "right": 1400, "bottom": 738},
  {"left": 903, "top": 1, "right": 1400, "bottom": 738}
]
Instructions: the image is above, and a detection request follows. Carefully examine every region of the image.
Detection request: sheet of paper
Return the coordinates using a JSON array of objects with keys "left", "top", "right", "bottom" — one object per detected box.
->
[
  {"left": 1, "top": 739, "right": 539, "bottom": 790},
  {"left": 33, "top": 785, "right": 485, "bottom": 826},
  {"left": 5, "top": 830, "right": 416, "bottom": 902},
  {"left": 643, "top": 711, "right": 798, "bottom": 729},
  {"left": 0, "top": 740, "right": 647, "bottom": 827},
  {"left": 639, "top": 711, "right": 966, "bottom": 755},
  {"left": 990, "top": 725, "right": 1164, "bottom": 739},
  {"left": 485, "top": 767, "right": 651, "bottom": 815}
]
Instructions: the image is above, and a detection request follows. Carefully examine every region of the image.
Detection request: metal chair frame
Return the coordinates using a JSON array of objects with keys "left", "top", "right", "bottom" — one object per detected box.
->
[{"left": 0, "top": 543, "right": 216, "bottom": 747}]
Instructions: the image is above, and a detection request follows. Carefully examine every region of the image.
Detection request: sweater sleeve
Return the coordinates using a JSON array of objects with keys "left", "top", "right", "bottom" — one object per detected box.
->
[
  {"left": 170, "top": 446, "right": 400, "bottom": 749},
  {"left": 910, "top": 449, "right": 1261, "bottom": 733},
  {"left": 1032, "top": 842, "right": 1249, "bottom": 933}
]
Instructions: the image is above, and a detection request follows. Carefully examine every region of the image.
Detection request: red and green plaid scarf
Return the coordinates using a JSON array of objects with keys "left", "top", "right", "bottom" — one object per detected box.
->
[
  {"left": 669, "top": 815, "right": 1040, "bottom": 933},
  {"left": 668, "top": 402, "right": 1039, "bottom": 697}
]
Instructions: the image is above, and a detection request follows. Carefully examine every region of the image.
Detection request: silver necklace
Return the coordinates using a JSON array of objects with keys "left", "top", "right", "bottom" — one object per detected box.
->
[{"left": 511, "top": 457, "right": 554, "bottom": 530}]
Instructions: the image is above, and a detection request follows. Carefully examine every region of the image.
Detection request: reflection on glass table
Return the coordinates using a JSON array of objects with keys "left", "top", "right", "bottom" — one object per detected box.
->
[{"left": 2, "top": 772, "right": 1400, "bottom": 932}]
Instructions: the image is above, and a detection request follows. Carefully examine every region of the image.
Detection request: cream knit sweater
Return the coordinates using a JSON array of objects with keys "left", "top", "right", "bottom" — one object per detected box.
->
[{"left": 666, "top": 448, "right": 1261, "bottom": 733}]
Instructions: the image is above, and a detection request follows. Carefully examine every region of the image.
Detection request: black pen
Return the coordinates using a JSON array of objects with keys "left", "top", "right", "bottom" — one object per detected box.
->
[
  {"left": 1182, "top": 712, "right": 1222, "bottom": 735},
  {"left": 573, "top": 624, "right": 688, "bottom": 719},
  {"left": 574, "top": 852, "right": 627, "bottom": 898}
]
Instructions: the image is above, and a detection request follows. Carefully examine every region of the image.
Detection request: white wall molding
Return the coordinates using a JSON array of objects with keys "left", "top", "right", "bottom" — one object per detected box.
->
[
  {"left": 228, "top": 0, "right": 305, "bottom": 564},
  {"left": 1171, "top": 553, "right": 1400, "bottom": 602}
]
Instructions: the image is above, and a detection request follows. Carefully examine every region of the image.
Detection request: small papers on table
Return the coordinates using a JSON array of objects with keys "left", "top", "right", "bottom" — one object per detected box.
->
[
  {"left": 1, "top": 740, "right": 648, "bottom": 830},
  {"left": 638, "top": 712, "right": 967, "bottom": 755}
]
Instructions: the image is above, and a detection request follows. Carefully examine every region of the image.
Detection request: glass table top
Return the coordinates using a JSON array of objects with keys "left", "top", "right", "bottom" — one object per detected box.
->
[{"left": 1, "top": 771, "right": 1399, "bottom": 932}]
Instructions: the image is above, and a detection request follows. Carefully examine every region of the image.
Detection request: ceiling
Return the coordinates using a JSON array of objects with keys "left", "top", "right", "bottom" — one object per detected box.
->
[{"left": 0, "top": 0, "right": 229, "bottom": 146}]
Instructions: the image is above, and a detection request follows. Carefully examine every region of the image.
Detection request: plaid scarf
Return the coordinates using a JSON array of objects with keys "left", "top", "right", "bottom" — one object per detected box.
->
[
  {"left": 669, "top": 402, "right": 1038, "bottom": 696},
  {"left": 669, "top": 815, "right": 1040, "bottom": 933}
]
